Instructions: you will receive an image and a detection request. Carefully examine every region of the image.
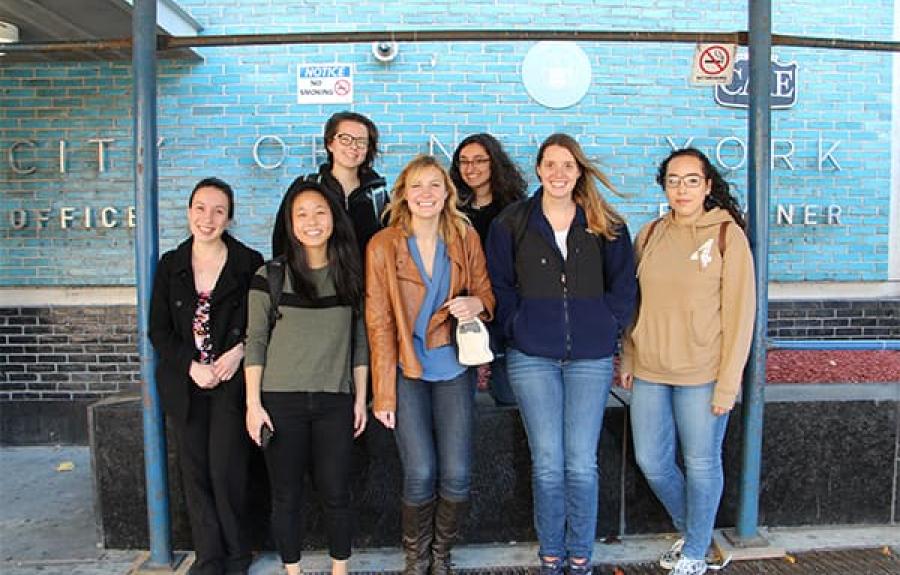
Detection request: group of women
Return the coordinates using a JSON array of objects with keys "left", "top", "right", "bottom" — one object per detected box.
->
[{"left": 149, "top": 111, "right": 756, "bottom": 575}]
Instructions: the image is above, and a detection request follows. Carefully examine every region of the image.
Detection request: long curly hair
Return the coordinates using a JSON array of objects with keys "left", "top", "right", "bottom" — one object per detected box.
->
[
  {"left": 385, "top": 155, "right": 470, "bottom": 243},
  {"left": 535, "top": 133, "right": 625, "bottom": 240},
  {"left": 280, "top": 177, "right": 363, "bottom": 310},
  {"left": 449, "top": 133, "right": 527, "bottom": 209},
  {"left": 655, "top": 147, "right": 747, "bottom": 230}
]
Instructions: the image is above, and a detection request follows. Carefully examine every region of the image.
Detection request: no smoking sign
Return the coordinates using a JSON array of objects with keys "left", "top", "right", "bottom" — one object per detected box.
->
[{"left": 691, "top": 43, "right": 736, "bottom": 86}]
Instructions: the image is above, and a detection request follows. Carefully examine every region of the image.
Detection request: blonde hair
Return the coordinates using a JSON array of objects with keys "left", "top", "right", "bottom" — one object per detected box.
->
[
  {"left": 386, "top": 155, "right": 470, "bottom": 242},
  {"left": 536, "top": 133, "right": 625, "bottom": 240}
]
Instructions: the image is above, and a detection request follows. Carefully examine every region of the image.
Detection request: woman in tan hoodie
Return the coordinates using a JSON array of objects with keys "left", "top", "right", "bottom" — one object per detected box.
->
[{"left": 619, "top": 148, "right": 755, "bottom": 575}]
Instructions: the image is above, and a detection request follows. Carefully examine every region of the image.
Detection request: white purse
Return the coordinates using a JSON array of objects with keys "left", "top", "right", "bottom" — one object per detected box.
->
[{"left": 455, "top": 317, "right": 494, "bottom": 366}]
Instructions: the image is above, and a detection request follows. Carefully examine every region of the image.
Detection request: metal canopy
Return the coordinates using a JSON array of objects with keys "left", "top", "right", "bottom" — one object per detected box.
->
[{"left": 0, "top": 0, "right": 201, "bottom": 61}]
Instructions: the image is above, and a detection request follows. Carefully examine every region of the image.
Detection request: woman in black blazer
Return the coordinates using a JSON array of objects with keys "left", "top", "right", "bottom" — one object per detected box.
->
[{"left": 149, "top": 177, "right": 264, "bottom": 575}]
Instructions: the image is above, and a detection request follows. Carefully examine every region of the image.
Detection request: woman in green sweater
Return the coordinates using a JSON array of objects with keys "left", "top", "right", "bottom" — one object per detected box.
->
[{"left": 244, "top": 178, "right": 368, "bottom": 575}]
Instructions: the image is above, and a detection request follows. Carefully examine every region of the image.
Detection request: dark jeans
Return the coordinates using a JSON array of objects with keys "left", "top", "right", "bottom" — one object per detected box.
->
[
  {"left": 395, "top": 369, "right": 475, "bottom": 504},
  {"left": 262, "top": 391, "right": 354, "bottom": 562},
  {"left": 172, "top": 387, "right": 251, "bottom": 575}
]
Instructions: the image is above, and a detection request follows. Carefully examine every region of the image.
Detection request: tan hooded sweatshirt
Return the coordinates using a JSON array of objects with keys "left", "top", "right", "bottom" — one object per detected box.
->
[{"left": 620, "top": 207, "right": 756, "bottom": 410}]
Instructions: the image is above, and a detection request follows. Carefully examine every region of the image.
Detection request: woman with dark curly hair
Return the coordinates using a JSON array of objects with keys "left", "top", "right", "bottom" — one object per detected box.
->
[
  {"left": 449, "top": 133, "right": 527, "bottom": 244},
  {"left": 449, "top": 133, "right": 527, "bottom": 406},
  {"left": 619, "top": 147, "right": 755, "bottom": 575}
]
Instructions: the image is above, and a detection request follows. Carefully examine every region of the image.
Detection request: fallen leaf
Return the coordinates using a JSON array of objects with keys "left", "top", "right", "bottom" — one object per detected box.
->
[
  {"left": 613, "top": 568, "right": 625, "bottom": 575},
  {"left": 882, "top": 546, "right": 893, "bottom": 557},
  {"left": 56, "top": 461, "right": 75, "bottom": 472},
  {"left": 784, "top": 553, "right": 797, "bottom": 564}
]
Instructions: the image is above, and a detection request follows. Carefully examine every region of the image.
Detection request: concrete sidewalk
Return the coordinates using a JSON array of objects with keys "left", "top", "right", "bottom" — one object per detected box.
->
[{"left": 1, "top": 446, "right": 898, "bottom": 575}]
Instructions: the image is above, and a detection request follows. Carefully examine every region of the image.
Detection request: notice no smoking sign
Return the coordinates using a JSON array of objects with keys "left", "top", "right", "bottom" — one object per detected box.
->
[
  {"left": 297, "top": 65, "right": 354, "bottom": 104},
  {"left": 691, "top": 43, "right": 736, "bottom": 86}
]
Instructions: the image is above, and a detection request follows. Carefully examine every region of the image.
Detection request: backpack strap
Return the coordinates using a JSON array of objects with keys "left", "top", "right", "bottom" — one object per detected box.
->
[
  {"left": 264, "top": 255, "right": 287, "bottom": 334},
  {"left": 718, "top": 221, "right": 728, "bottom": 257},
  {"left": 641, "top": 217, "right": 663, "bottom": 252}
]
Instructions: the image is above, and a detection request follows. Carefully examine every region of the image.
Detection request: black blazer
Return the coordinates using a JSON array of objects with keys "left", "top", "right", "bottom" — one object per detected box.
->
[{"left": 149, "top": 232, "right": 264, "bottom": 423}]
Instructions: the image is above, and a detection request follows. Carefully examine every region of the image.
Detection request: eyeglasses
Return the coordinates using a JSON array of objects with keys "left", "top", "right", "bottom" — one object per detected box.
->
[
  {"left": 458, "top": 157, "right": 490, "bottom": 169},
  {"left": 664, "top": 174, "right": 705, "bottom": 189},
  {"left": 334, "top": 133, "right": 369, "bottom": 150}
]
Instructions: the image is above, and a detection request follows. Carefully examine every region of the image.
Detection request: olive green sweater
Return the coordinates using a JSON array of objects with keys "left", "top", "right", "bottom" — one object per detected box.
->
[
  {"left": 245, "top": 265, "right": 367, "bottom": 394},
  {"left": 620, "top": 208, "right": 755, "bottom": 410}
]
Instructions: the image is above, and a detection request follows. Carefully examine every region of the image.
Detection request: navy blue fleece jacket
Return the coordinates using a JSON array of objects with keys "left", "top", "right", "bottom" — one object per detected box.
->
[{"left": 485, "top": 190, "right": 637, "bottom": 360}]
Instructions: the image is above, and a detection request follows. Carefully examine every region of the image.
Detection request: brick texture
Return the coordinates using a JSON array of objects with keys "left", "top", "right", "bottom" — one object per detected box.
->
[
  {"left": 0, "top": 1, "right": 894, "bottom": 285},
  {"left": 0, "top": 306, "right": 140, "bottom": 400},
  {"left": 1, "top": 298, "right": 896, "bottom": 401}
]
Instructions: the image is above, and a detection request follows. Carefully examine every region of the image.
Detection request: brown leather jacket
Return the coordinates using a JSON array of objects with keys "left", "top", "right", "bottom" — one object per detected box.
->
[{"left": 365, "top": 224, "right": 495, "bottom": 412}]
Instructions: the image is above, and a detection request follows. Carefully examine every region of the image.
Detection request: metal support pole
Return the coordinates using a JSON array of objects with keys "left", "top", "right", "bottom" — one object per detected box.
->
[
  {"left": 133, "top": 0, "right": 174, "bottom": 569},
  {"left": 735, "top": 0, "right": 772, "bottom": 543}
]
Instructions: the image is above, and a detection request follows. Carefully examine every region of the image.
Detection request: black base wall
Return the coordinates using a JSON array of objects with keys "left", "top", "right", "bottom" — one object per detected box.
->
[{"left": 90, "top": 393, "right": 899, "bottom": 550}]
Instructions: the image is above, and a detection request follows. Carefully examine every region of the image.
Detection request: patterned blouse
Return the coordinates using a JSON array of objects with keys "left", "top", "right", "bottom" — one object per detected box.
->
[{"left": 192, "top": 291, "right": 213, "bottom": 364}]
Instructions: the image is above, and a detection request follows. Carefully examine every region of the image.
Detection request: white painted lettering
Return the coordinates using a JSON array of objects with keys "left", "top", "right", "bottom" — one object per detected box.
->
[
  {"left": 777, "top": 204, "right": 794, "bottom": 225},
  {"left": 60, "top": 207, "right": 75, "bottom": 229},
  {"left": 818, "top": 137, "right": 842, "bottom": 171},
  {"left": 59, "top": 140, "right": 66, "bottom": 174},
  {"left": 9, "top": 140, "right": 37, "bottom": 175},
  {"left": 9, "top": 209, "right": 27, "bottom": 229},
  {"left": 127, "top": 206, "right": 136, "bottom": 228},
  {"left": 89, "top": 138, "right": 114, "bottom": 173},
  {"left": 771, "top": 139, "right": 795, "bottom": 170},
  {"left": 804, "top": 204, "right": 819, "bottom": 225},
  {"left": 100, "top": 207, "right": 118, "bottom": 228},
  {"left": 773, "top": 69, "right": 795, "bottom": 99},
  {"left": 827, "top": 204, "right": 842, "bottom": 225},
  {"left": 34, "top": 209, "right": 50, "bottom": 229},
  {"left": 252, "top": 135, "right": 286, "bottom": 170},
  {"left": 715, "top": 137, "right": 747, "bottom": 170},
  {"left": 429, "top": 135, "right": 453, "bottom": 161},
  {"left": 665, "top": 136, "right": 696, "bottom": 151}
]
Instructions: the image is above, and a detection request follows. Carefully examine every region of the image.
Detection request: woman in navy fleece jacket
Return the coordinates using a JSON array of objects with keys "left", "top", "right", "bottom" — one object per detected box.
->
[{"left": 485, "top": 133, "right": 636, "bottom": 575}]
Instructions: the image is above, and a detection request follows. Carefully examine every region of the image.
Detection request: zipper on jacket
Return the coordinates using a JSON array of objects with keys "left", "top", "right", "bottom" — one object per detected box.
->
[{"left": 561, "top": 272, "right": 572, "bottom": 358}]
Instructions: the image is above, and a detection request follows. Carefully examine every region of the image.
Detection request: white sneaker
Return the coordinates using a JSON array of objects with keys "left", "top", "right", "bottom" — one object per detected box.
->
[
  {"left": 671, "top": 557, "right": 708, "bottom": 575},
  {"left": 705, "top": 552, "right": 732, "bottom": 571},
  {"left": 660, "top": 538, "right": 684, "bottom": 569}
]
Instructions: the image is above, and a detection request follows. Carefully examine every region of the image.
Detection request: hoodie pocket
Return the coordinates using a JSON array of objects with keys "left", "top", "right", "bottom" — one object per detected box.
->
[{"left": 635, "top": 305, "right": 709, "bottom": 374}]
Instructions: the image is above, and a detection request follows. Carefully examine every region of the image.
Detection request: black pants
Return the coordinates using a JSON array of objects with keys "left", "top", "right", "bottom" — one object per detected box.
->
[
  {"left": 172, "top": 387, "right": 251, "bottom": 575},
  {"left": 262, "top": 391, "right": 354, "bottom": 562}
]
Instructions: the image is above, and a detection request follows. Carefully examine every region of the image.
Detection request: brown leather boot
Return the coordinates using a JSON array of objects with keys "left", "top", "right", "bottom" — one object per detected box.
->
[
  {"left": 430, "top": 498, "right": 468, "bottom": 575},
  {"left": 402, "top": 499, "right": 435, "bottom": 575}
]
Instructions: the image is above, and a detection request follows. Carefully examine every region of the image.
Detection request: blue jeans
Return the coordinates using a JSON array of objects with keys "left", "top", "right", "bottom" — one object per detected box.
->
[
  {"left": 394, "top": 369, "right": 475, "bottom": 504},
  {"left": 506, "top": 349, "right": 614, "bottom": 562},
  {"left": 630, "top": 378, "right": 729, "bottom": 560}
]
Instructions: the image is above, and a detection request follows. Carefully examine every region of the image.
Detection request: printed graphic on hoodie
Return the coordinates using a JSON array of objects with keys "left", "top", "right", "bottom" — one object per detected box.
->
[{"left": 690, "top": 238, "right": 714, "bottom": 269}]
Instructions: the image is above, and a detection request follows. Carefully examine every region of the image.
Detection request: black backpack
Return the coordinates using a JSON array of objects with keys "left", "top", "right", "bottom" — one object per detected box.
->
[{"left": 263, "top": 255, "right": 287, "bottom": 335}]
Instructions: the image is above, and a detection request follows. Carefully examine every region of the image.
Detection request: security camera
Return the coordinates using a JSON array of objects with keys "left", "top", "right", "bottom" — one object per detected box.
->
[{"left": 372, "top": 41, "right": 399, "bottom": 63}]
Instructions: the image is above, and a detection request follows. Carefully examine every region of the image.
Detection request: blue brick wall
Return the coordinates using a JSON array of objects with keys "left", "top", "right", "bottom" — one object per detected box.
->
[{"left": 0, "top": 0, "right": 894, "bottom": 285}]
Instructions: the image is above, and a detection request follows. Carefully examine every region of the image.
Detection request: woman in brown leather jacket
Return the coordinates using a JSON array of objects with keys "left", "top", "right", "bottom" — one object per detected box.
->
[{"left": 365, "top": 155, "right": 494, "bottom": 575}]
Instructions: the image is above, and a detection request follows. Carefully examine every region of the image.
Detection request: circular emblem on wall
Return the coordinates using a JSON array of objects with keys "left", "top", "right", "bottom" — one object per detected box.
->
[{"left": 521, "top": 41, "right": 592, "bottom": 109}]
